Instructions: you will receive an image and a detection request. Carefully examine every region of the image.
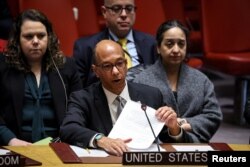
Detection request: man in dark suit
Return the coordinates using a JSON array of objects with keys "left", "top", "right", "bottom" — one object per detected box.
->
[
  {"left": 73, "top": 0, "right": 158, "bottom": 87},
  {"left": 60, "top": 40, "right": 187, "bottom": 156}
]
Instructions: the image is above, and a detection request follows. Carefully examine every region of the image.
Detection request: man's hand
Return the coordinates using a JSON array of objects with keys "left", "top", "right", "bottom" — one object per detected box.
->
[
  {"left": 8, "top": 138, "right": 32, "bottom": 146},
  {"left": 96, "top": 136, "right": 132, "bottom": 156},
  {"left": 155, "top": 106, "right": 181, "bottom": 136}
]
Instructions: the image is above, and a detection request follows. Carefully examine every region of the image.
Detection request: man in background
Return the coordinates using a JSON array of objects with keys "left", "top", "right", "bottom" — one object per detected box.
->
[{"left": 73, "top": 0, "right": 157, "bottom": 87}]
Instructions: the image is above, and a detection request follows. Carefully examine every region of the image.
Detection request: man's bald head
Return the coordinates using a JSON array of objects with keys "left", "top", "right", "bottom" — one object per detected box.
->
[{"left": 93, "top": 39, "right": 124, "bottom": 65}]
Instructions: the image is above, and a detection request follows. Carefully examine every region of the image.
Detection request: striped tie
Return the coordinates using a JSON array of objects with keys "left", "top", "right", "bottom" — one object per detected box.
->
[{"left": 116, "top": 96, "right": 127, "bottom": 120}]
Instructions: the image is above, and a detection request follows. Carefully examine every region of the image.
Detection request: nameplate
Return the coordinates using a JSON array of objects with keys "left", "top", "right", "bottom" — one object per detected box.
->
[
  {"left": 123, "top": 152, "right": 208, "bottom": 165},
  {"left": 0, "top": 154, "right": 22, "bottom": 167}
]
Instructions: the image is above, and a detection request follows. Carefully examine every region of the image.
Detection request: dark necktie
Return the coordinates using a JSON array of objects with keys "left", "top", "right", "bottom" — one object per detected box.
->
[{"left": 116, "top": 96, "right": 127, "bottom": 120}]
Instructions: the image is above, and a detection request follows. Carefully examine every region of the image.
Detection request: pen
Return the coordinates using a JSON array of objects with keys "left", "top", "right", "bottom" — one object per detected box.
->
[
  {"left": 85, "top": 148, "right": 90, "bottom": 154},
  {"left": 51, "top": 137, "right": 61, "bottom": 143}
]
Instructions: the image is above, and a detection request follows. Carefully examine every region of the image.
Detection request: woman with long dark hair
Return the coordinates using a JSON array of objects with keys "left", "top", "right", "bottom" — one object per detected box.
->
[{"left": 0, "top": 9, "right": 82, "bottom": 146}]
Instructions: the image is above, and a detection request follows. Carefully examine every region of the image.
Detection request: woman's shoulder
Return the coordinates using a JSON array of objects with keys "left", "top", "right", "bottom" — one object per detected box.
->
[
  {"left": 52, "top": 56, "right": 78, "bottom": 76},
  {"left": 126, "top": 64, "right": 150, "bottom": 81},
  {"left": 133, "top": 61, "right": 162, "bottom": 82},
  {"left": 60, "top": 56, "right": 77, "bottom": 69},
  {"left": 182, "top": 64, "right": 214, "bottom": 87},
  {"left": 184, "top": 64, "right": 209, "bottom": 79},
  {"left": 63, "top": 56, "right": 74, "bottom": 63}
]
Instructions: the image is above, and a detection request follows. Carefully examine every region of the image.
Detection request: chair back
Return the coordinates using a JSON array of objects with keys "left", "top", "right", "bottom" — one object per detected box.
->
[
  {"left": 134, "top": 0, "right": 165, "bottom": 36},
  {"left": 201, "top": 0, "right": 250, "bottom": 53},
  {"left": 19, "top": 0, "right": 79, "bottom": 56},
  {"left": 71, "top": 0, "right": 100, "bottom": 37},
  {"left": 162, "top": 0, "right": 202, "bottom": 53},
  {"left": 0, "top": 39, "right": 7, "bottom": 53},
  {"left": 162, "top": 0, "right": 185, "bottom": 23}
]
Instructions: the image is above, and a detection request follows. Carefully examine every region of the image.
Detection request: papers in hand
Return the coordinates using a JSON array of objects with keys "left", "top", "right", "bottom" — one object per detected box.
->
[{"left": 108, "top": 100, "right": 165, "bottom": 149}]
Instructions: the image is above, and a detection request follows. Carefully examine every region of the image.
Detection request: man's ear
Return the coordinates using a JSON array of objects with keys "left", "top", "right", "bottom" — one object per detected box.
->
[
  {"left": 101, "top": 6, "right": 107, "bottom": 18},
  {"left": 92, "top": 64, "right": 99, "bottom": 78}
]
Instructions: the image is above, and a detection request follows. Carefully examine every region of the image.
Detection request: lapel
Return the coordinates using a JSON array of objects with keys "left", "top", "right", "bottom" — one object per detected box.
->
[
  {"left": 48, "top": 70, "right": 66, "bottom": 125},
  {"left": 152, "top": 59, "right": 177, "bottom": 109},
  {"left": 93, "top": 83, "right": 113, "bottom": 134},
  {"left": 10, "top": 71, "right": 25, "bottom": 127},
  {"left": 98, "top": 29, "right": 110, "bottom": 41},
  {"left": 175, "top": 63, "right": 189, "bottom": 115},
  {"left": 133, "top": 31, "right": 145, "bottom": 64}
]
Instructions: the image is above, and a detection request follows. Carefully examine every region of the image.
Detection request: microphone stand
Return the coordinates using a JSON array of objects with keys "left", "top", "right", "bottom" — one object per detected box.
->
[{"left": 141, "top": 104, "right": 160, "bottom": 152}]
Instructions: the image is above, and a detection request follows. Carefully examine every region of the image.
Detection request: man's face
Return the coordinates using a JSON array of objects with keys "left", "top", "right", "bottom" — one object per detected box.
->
[
  {"left": 102, "top": 0, "right": 136, "bottom": 38},
  {"left": 92, "top": 40, "right": 128, "bottom": 95}
]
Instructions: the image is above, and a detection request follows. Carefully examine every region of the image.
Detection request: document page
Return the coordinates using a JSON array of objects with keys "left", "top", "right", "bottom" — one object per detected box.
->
[
  {"left": 172, "top": 145, "right": 214, "bottom": 151},
  {"left": 70, "top": 145, "right": 109, "bottom": 157},
  {"left": 129, "top": 144, "right": 166, "bottom": 152},
  {"left": 0, "top": 148, "right": 10, "bottom": 155},
  {"left": 108, "top": 100, "right": 165, "bottom": 149}
]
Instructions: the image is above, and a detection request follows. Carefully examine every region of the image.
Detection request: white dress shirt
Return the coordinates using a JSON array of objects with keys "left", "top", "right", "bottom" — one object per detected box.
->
[{"left": 102, "top": 81, "right": 131, "bottom": 125}]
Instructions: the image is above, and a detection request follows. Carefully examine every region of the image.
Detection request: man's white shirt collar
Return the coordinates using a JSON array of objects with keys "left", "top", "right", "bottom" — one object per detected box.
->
[{"left": 102, "top": 81, "right": 131, "bottom": 105}]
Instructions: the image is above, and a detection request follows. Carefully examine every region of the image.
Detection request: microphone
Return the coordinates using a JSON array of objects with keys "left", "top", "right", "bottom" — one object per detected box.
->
[{"left": 141, "top": 104, "right": 160, "bottom": 152}]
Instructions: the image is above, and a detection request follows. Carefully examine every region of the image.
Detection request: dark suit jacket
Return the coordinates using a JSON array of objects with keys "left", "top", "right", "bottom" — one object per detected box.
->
[
  {"left": 73, "top": 29, "right": 158, "bottom": 87},
  {"left": 0, "top": 55, "right": 82, "bottom": 145},
  {"left": 60, "top": 82, "right": 192, "bottom": 148}
]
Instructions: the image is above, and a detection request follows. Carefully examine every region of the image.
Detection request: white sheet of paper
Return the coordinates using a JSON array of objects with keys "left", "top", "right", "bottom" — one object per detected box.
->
[
  {"left": 70, "top": 145, "right": 109, "bottom": 157},
  {"left": 0, "top": 148, "right": 10, "bottom": 155},
  {"left": 108, "top": 100, "right": 165, "bottom": 149},
  {"left": 172, "top": 145, "right": 214, "bottom": 151},
  {"left": 129, "top": 143, "right": 166, "bottom": 152}
]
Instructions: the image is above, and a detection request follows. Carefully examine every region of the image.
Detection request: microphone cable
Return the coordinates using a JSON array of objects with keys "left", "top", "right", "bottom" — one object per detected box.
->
[
  {"left": 141, "top": 104, "right": 160, "bottom": 152},
  {"left": 50, "top": 53, "right": 68, "bottom": 111}
]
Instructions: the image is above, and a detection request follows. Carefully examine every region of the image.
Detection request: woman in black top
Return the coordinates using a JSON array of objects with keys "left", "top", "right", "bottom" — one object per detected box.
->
[{"left": 0, "top": 9, "right": 82, "bottom": 146}]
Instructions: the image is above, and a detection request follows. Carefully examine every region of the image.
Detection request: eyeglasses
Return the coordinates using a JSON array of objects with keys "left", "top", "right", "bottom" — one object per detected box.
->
[
  {"left": 105, "top": 5, "right": 137, "bottom": 15},
  {"left": 96, "top": 59, "right": 127, "bottom": 72}
]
